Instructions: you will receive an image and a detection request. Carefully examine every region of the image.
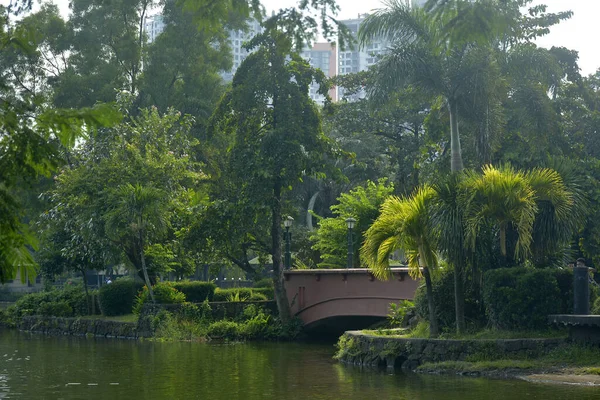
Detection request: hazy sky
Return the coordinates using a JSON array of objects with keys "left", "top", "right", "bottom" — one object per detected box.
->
[{"left": 5, "top": 0, "right": 598, "bottom": 75}]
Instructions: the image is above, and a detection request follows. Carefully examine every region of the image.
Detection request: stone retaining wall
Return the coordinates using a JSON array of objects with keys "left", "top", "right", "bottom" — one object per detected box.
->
[
  {"left": 337, "top": 331, "right": 565, "bottom": 370},
  {"left": 19, "top": 316, "right": 146, "bottom": 339}
]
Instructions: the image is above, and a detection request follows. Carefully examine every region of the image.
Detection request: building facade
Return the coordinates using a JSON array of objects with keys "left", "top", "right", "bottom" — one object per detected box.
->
[
  {"left": 337, "top": 14, "right": 390, "bottom": 100},
  {"left": 222, "top": 19, "right": 264, "bottom": 82},
  {"left": 301, "top": 42, "right": 338, "bottom": 106},
  {"left": 143, "top": 14, "right": 165, "bottom": 43}
]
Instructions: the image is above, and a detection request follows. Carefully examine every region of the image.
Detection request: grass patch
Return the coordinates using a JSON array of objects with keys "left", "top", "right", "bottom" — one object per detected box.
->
[
  {"left": 363, "top": 324, "right": 567, "bottom": 340},
  {"left": 440, "top": 328, "right": 568, "bottom": 340},
  {"left": 576, "top": 367, "right": 600, "bottom": 376},
  {"left": 542, "top": 343, "right": 600, "bottom": 366},
  {"left": 417, "top": 344, "right": 600, "bottom": 375},
  {"left": 83, "top": 314, "right": 138, "bottom": 323}
]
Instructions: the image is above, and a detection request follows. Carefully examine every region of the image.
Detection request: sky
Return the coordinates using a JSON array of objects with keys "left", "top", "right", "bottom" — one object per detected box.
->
[{"left": 4, "top": 0, "right": 599, "bottom": 75}]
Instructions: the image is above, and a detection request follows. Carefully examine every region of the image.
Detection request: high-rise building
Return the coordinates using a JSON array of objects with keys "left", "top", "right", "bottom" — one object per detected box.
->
[
  {"left": 301, "top": 43, "right": 338, "bottom": 106},
  {"left": 337, "top": 14, "right": 390, "bottom": 100},
  {"left": 143, "top": 14, "right": 165, "bottom": 43},
  {"left": 222, "top": 19, "right": 264, "bottom": 82}
]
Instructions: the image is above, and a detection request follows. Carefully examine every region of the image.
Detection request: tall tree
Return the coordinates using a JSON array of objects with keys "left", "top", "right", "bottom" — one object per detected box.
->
[
  {"left": 359, "top": 0, "right": 499, "bottom": 172},
  {"left": 1, "top": 4, "right": 119, "bottom": 283},
  {"left": 208, "top": 30, "right": 338, "bottom": 322},
  {"left": 47, "top": 107, "right": 203, "bottom": 287}
]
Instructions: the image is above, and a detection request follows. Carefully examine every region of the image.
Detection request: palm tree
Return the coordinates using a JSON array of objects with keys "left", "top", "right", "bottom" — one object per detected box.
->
[
  {"left": 359, "top": 0, "right": 501, "bottom": 172},
  {"left": 463, "top": 164, "right": 537, "bottom": 263},
  {"left": 525, "top": 166, "right": 581, "bottom": 267},
  {"left": 361, "top": 186, "right": 440, "bottom": 336},
  {"left": 431, "top": 174, "right": 468, "bottom": 333},
  {"left": 105, "top": 183, "right": 170, "bottom": 302}
]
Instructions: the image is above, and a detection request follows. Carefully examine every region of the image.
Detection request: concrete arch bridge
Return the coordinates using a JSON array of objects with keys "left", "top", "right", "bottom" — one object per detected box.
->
[{"left": 283, "top": 268, "right": 420, "bottom": 335}]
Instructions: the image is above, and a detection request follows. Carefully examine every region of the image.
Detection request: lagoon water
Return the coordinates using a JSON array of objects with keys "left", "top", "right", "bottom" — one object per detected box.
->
[{"left": 0, "top": 329, "right": 599, "bottom": 399}]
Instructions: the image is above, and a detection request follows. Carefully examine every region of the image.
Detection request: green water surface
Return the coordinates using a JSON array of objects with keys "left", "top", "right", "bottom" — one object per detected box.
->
[{"left": 0, "top": 329, "right": 598, "bottom": 399}]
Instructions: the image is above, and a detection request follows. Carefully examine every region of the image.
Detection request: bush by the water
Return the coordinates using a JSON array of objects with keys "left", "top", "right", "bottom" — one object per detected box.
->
[
  {"left": 5, "top": 286, "right": 91, "bottom": 321},
  {"left": 171, "top": 281, "right": 216, "bottom": 302},
  {"left": 414, "top": 268, "right": 485, "bottom": 331},
  {"left": 484, "top": 268, "right": 561, "bottom": 330},
  {"left": 133, "top": 282, "right": 186, "bottom": 315},
  {"left": 150, "top": 302, "right": 301, "bottom": 341},
  {"left": 99, "top": 278, "right": 144, "bottom": 316},
  {"left": 213, "top": 288, "right": 273, "bottom": 302}
]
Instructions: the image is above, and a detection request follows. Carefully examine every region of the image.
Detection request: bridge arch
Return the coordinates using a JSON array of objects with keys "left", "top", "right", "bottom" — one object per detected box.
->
[{"left": 283, "top": 268, "right": 420, "bottom": 333}]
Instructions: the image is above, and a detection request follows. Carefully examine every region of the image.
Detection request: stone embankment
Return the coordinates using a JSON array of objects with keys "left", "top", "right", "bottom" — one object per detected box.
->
[
  {"left": 19, "top": 316, "right": 146, "bottom": 339},
  {"left": 337, "top": 331, "right": 565, "bottom": 370}
]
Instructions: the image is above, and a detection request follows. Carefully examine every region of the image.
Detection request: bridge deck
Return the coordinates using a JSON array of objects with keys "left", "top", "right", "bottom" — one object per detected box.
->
[{"left": 283, "top": 268, "right": 420, "bottom": 330}]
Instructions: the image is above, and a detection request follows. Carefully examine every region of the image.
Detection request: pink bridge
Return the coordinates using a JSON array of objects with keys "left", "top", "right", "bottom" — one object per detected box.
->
[{"left": 283, "top": 268, "right": 420, "bottom": 334}]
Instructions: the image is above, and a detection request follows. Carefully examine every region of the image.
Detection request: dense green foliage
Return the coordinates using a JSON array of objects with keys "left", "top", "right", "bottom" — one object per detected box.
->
[
  {"left": 171, "top": 281, "right": 217, "bottom": 302},
  {"left": 133, "top": 282, "right": 186, "bottom": 315},
  {"left": 150, "top": 302, "right": 302, "bottom": 341},
  {"left": 98, "top": 279, "right": 144, "bottom": 316},
  {"left": 483, "top": 268, "right": 561, "bottom": 330},
  {"left": 4, "top": 0, "right": 600, "bottom": 332},
  {"left": 5, "top": 286, "right": 93, "bottom": 321},
  {"left": 414, "top": 269, "right": 484, "bottom": 331},
  {"left": 312, "top": 179, "right": 394, "bottom": 268},
  {"left": 213, "top": 288, "right": 274, "bottom": 302}
]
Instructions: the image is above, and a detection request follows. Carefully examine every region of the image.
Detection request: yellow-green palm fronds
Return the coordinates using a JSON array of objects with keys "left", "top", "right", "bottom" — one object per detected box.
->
[
  {"left": 361, "top": 185, "right": 438, "bottom": 281},
  {"left": 463, "top": 164, "right": 537, "bottom": 259}
]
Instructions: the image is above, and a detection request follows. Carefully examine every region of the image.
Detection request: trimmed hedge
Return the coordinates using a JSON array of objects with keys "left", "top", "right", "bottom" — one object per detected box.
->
[
  {"left": 414, "top": 268, "right": 485, "bottom": 331},
  {"left": 99, "top": 278, "right": 144, "bottom": 316},
  {"left": 7, "top": 286, "right": 91, "bottom": 319},
  {"left": 484, "top": 268, "right": 561, "bottom": 330},
  {"left": 171, "top": 281, "right": 216, "bottom": 302}
]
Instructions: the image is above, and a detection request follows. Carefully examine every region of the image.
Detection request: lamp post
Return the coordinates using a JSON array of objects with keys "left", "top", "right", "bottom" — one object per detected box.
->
[
  {"left": 284, "top": 216, "right": 294, "bottom": 270},
  {"left": 346, "top": 217, "right": 356, "bottom": 269}
]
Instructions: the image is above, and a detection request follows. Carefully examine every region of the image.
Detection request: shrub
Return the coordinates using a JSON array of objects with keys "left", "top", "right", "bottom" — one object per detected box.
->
[
  {"left": 253, "top": 278, "right": 273, "bottom": 288},
  {"left": 133, "top": 282, "right": 186, "bottom": 315},
  {"left": 213, "top": 288, "right": 271, "bottom": 302},
  {"left": 248, "top": 292, "right": 268, "bottom": 301},
  {"left": 8, "top": 286, "right": 89, "bottom": 319},
  {"left": 551, "top": 268, "right": 573, "bottom": 314},
  {"left": 387, "top": 300, "right": 414, "bottom": 327},
  {"left": 38, "top": 300, "right": 72, "bottom": 317},
  {"left": 484, "top": 268, "right": 561, "bottom": 330},
  {"left": 171, "top": 281, "right": 216, "bottom": 302},
  {"left": 206, "top": 320, "right": 241, "bottom": 339},
  {"left": 253, "top": 287, "right": 274, "bottom": 300},
  {"left": 99, "top": 278, "right": 144, "bottom": 316},
  {"left": 239, "top": 309, "right": 271, "bottom": 339},
  {"left": 414, "top": 268, "right": 485, "bottom": 331}
]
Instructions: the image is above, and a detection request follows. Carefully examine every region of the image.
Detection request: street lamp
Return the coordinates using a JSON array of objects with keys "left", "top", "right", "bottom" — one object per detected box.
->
[
  {"left": 346, "top": 217, "right": 356, "bottom": 269},
  {"left": 284, "top": 216, "right": 294, "bottom": 270}
]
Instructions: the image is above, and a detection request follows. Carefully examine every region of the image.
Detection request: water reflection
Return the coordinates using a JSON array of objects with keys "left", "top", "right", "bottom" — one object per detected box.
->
[{"left": 0, "top": 329, "right": 598, "bottom": 399}]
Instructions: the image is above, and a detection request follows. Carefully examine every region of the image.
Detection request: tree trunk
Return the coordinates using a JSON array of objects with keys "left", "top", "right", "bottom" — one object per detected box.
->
[
  {"left": 500, "top": 224, "right": 507, "bottom": 258},
  {"left": 306, "top": 190, "right": 320, "bottom": 231},
  {"left": 453, "top": 263, "right": 466, "bottom": 334},
  {"left": 139, "top": 230, "right": 155, "bottom": 303},
  {"left": 422, "top": 266, "right": 439, "bottom": 337},
  {"left": 413, "top": 123, "right": 420, "bottom": 189},
  {"left": 80, "top": 269, "right": 91, "bottom": 315},
  {"left": 271, "top": 180, "right": 292, "bottom": 323},
  {"left": 449, "top": 99, "right": 464, "bottom": 173}
]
